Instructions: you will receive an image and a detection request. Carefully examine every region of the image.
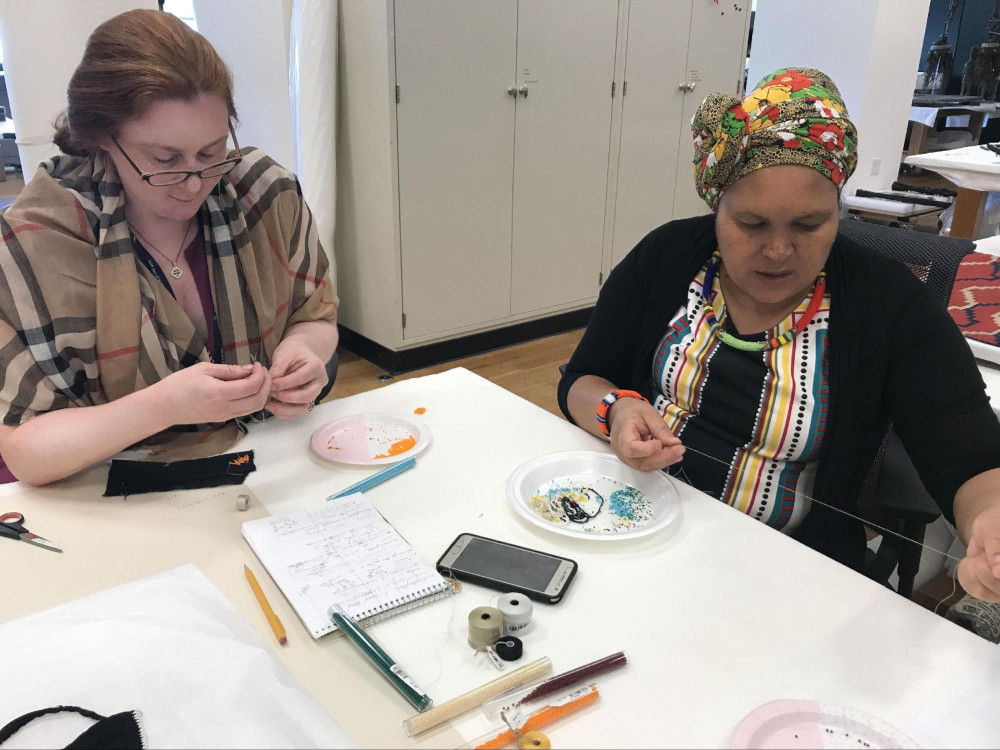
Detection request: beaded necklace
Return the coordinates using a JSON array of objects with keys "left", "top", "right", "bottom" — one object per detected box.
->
[{"left": 701, "top": 251, "right": 827, "bottom": 352}]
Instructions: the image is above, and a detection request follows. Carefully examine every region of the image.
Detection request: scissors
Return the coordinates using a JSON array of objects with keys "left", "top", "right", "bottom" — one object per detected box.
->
[{"left": 0, "top": 512, "right": 62, "bottom": 553}]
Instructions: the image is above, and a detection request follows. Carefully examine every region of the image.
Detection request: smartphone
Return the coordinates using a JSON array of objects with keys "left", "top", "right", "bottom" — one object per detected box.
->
[{"left": 436, "top": 533, "right": 578, "bottom": 604}]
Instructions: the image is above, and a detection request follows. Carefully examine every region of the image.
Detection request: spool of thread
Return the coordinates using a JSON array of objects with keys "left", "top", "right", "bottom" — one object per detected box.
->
[
  {"left": 468, "top": 606, "right": 504, "bottom": 651},
  {"left": 494, "top": 636, "right": 523, "bottom": 661},
  {"left": 497, "top": 593, "right": 533, "bottom": 635}
]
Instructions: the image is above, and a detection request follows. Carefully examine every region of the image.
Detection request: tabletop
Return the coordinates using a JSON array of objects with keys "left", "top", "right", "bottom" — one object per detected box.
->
[
  {"left": 905, "top": 144, "right": 1000, "bottom": 192},
  {"left": 2, "top": 367, "right": 998, "bottom": 748}
]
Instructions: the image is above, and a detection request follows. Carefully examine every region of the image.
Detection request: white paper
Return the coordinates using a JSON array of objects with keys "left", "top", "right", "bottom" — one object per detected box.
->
[
  {"left": 0, "top": 565, "right": 355, "bottom": 750},
  {"left": 905, "top": 645, "right": 1000, "bottom": 749},
  {"left": 241, "top": 493, "right": 450, "bottom": 638}
]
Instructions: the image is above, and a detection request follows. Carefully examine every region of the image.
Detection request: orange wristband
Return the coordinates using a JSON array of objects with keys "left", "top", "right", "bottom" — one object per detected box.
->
[{"left": 596, "top": 389, "right": 647, "bottom": 437}]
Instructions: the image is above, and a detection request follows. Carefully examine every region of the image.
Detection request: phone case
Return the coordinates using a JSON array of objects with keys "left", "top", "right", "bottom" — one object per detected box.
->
[{"left": 435, "top": 533, "right": 578, "bottom": 604}]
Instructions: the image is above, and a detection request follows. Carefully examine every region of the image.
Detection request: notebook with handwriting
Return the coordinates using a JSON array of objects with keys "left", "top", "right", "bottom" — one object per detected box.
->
[{"left": 241, "top": 494, "right": 453, "bottom": 638}]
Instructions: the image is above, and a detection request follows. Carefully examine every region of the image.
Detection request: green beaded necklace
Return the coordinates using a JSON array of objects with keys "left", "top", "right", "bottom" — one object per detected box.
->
[{"left": 701, "top": 251, "right": 827, "bottom": 352}]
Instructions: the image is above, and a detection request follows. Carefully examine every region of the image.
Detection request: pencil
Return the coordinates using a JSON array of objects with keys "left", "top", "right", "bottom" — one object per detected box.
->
[{"left": 244, "top": 564, "right": 287, "bottom": 645}]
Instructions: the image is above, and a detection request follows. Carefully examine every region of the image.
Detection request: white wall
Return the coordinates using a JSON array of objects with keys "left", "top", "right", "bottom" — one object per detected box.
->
[
  {"left": 748, "top": 0, "right": 930, "bottom": 193},
  {"left": 194, "top": 0, "right": 297, "bottom": 171},
  {"left": 0, "top": 0, "right": 158, "bottom": 179}
]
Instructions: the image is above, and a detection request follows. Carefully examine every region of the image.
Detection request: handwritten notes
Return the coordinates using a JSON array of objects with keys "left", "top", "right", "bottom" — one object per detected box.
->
[{"left": 242, "top": 494, "right": 450, "bottom": 638}]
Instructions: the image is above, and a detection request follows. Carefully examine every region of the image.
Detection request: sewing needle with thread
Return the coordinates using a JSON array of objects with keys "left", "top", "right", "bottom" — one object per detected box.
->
[{"left": 675, "top": 442, "right": 963, "bottom": 563}]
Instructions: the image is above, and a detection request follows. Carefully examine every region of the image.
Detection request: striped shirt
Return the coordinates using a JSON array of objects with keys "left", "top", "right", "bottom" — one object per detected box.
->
[{"left": 652, "top": 262, "right": 831, "bottom": 532}]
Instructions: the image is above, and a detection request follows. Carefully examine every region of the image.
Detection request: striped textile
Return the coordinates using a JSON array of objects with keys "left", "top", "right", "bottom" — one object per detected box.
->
[
  {"left": 652, "top": 264, "right": 830, "bottom": 532},
  {"left": 0, "top": 147, "right": 337, "bottom": 459},
  {"left": 947, "top": 251, "right": 1000, "bottom": 348}
]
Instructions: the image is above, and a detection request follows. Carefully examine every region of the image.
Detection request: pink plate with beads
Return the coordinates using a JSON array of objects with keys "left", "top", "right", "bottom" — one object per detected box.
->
[
  {"left": 310, "top": 413, "right": 430, "bottom": 466},
  {"left": 731, "top": 700, "right": 919, "bottom": 749}
]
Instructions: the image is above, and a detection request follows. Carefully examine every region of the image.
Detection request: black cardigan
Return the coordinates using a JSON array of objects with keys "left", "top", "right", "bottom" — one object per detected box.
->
[{"left": 558, "top": 214, "right": 1000, "bottom": 570}]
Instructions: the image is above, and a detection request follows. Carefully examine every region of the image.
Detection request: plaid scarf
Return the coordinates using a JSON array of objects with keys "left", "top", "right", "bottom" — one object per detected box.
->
[{"left": 0, "top": 148, "right": 337, "bottom": 458}]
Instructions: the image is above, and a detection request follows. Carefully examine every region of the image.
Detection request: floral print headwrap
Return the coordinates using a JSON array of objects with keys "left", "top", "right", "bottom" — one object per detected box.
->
[{"left": 692, "top": 67, "right": 858, "bottom": 209}]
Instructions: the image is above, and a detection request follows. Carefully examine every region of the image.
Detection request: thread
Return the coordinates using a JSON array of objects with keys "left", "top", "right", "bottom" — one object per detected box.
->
[
  {"left": 680, "top": 444, "right": 963, "bottom": 563},
  {"left": 497, "top": 593, "right": 533, "bottom": 635},
  {"left": 403, "top": 657, "right": 552, "bottom": 737},
  {"left": 468, "top": 607, "right": 504, "bottom": 651},
  {"left": 494, "top": 637, "right": 523, "bottom": 661}
]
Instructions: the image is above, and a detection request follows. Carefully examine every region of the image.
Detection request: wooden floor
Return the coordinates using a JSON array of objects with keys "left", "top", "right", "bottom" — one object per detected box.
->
[{"left": 328, "top": 329, "right": 585, "bottom": 416}]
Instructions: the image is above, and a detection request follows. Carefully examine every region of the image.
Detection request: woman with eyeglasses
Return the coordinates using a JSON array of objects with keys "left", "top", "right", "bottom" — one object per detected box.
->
[{"left": 0, "top": 9, "right": 339, "bottom": 485}]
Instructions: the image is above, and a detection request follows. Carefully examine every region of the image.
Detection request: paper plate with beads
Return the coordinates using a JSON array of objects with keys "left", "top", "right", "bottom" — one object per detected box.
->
[
  {"left": 505, "top": 450, "right": 679, "bottom": 540},
  {"left": 730, "top": 700, "right": 919, "bottom": 749},
  {"left": 310, "top": 413, "right": 430, "bottom": 466}
]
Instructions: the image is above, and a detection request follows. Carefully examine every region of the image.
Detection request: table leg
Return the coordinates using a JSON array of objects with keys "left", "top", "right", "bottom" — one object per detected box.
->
[
  {"left": 950, "top": 188, "right": 988, "bottom": 238},
  {"left": 908, "top": 122, "right": 929, "bottom": 156}
]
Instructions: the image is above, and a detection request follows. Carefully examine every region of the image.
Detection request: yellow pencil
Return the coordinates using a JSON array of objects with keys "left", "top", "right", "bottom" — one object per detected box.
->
[{"left": 244, "top": 564, "right": 287, "bottom": 645}]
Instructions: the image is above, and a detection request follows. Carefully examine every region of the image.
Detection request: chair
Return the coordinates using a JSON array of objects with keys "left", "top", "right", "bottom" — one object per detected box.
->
[
  {"left": 839, "top": 218, "right": 975, "bottom": 597},
  {"left": 315, "top": 351, "right": 339, "bottom": 404}
]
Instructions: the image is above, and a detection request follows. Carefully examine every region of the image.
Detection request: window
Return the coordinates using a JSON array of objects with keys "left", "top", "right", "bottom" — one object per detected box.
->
[{"left": 161, "top": 0, "right": 197, "bottom": 31}]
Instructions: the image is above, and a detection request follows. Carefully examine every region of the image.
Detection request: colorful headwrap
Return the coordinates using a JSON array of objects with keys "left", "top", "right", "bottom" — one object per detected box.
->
[{"left": 692, "top": 67, "right": 858, "bottom": 209}]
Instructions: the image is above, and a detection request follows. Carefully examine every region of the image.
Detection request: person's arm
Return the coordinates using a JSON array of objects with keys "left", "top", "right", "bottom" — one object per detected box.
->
[
  {"left": 0, "top": 362, "right": 271, "bottom": 486},
  {"left": 560, "top": 229, "right": 683, "bottom": 471},
  {"left": 884, "top": 280, "right": 1000, "bottom": 601},
  {"left": 266, "top": 180, "right": 340, "bottom": 418},
  {"left": 567, "top": 374, "right": 684, "bottom": 471},
  {"left": 954, "top": 469, "right": 1000, "bottom": 602},
  {"left": 267, "top": 320, "right": 339, "bottom": 418}
]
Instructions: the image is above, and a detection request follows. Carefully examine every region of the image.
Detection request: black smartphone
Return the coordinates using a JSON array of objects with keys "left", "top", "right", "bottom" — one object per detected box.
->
[{"left": 436, "top": 533, "right": 578, "bottom": 604}]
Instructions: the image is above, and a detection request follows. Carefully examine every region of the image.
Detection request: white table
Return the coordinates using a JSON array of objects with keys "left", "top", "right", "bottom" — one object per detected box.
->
[
  {"left": 905, "top": 145, "right": 1000, "bottom": 238},
  {"left": 908, "top": 104, "right": 1000, "bottom": 157},
  {"left": 2, "top": 367, "right": 999, "bottom": 748}
]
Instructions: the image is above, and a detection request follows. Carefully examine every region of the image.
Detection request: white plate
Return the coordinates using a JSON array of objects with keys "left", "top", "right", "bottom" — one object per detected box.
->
[
  {"left": 505, "top": 450, "right": 679, "bottom": 540},
  {"left": 310, "top": 413, "right": 431, "bottom": 466}
]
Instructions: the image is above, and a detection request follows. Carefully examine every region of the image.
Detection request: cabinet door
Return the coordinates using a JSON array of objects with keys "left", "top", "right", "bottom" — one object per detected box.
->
[
  {"left": 611, "top": 0, "right": 693, "bottom": 268},
  {"left": 509, "top": 0, "right": 619, "bottom": 315},
  {"left": 394, "top": 1, "right": 517, "bottom": 339},
  {"left": 671, "top": 0, "right": 750, "bottom": 220}
]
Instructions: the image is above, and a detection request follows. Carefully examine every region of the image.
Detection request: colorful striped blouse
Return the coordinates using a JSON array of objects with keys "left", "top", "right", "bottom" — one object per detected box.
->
[{"left": 652, "top": 263, "right": 831, "bottom": 532}]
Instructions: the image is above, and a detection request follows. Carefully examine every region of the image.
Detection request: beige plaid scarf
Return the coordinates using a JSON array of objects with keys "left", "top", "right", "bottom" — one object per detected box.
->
[{"left": 0, "top": 148, "right": 337, "bottom": 458}]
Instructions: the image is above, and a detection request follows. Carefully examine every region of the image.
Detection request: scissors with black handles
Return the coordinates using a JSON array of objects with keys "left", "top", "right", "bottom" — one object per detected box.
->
[{"left": 0, "top": 512, "right": 62, "bottom": 553}]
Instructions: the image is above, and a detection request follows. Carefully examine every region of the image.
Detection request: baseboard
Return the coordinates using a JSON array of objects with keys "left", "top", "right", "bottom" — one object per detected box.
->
[{"left": 339, "top": 308, "right": 593, "bottom": 373}]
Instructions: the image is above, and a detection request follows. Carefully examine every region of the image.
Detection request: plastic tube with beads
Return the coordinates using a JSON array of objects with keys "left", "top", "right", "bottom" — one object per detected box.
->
[{"left": 402, "top": 657, "right": 552, "bottom": 737}]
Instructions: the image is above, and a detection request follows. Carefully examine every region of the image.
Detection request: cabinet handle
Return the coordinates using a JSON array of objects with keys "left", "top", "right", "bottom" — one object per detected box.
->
[
  {"left": 677, "top": 82, "right": 697, "bottom": 92},
  {"left": 518, "top": 84, "right": 529, "bottom": 98},
  {"left": 507, "top": 86, "right": 517, "bottom": 97}
]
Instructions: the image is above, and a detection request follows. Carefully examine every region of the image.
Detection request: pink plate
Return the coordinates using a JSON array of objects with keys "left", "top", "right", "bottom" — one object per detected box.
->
[
  {"left": 731, "top": 700, "right": 919, "bottom": 750},
  {"left": 310, "top": 413, "right": 430, "bottom": 466}
]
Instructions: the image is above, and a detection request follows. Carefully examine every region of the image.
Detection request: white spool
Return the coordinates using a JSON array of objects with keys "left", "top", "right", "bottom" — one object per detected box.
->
[{"left": 497, "top": 593, "right": 533, "bottom": 636}]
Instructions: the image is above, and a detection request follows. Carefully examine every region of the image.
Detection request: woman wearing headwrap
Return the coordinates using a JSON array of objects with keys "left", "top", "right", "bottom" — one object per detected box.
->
[{"left": 559, "top": 68, "right": 1000, "bottom": 602}]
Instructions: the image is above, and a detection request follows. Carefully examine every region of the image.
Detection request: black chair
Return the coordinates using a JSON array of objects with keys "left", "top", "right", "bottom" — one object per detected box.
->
[
  {"left": 840, "top": 218, "right": 975, "bottom": 597},
  {"left": 315, "top": 351, "right": 339, "bottom": 404}
]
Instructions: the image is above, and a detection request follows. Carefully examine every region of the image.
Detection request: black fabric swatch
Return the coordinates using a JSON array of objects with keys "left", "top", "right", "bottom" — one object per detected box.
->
[
  {"left": 0, "top": 706, "right": 144, "bottom": 749},
  {"left": 104, "top": 450, "right": 256, "bottom": 497}
]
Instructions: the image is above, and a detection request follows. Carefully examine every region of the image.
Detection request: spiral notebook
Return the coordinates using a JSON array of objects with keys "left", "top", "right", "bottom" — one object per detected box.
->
[{"left": 241, "top": 493, "right": 453, "bottom": 639}]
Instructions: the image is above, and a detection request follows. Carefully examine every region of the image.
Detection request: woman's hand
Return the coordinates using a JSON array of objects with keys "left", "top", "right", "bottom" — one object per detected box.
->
[
  {"left": 957, "top": 504, "right": 1000, "bottom": 603},
  {"left": 608, "top": 397, "right": 685, "bottom": 472},
  {"left": 266, "top": 337, "right": 329, "bottom": 418},
  {"left": 156, "top": 362, "right": 271, "bottom": 425}
]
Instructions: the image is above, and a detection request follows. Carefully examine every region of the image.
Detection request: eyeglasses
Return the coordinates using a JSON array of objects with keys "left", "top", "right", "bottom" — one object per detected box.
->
[{"left": 111, "top": 123, "right": 242, "bottom": 187}]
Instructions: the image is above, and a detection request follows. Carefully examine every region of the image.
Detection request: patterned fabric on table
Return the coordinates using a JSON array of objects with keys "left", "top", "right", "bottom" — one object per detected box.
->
[
  {"left": 0, "top": 147, "right": 338, "bottom": 459},
  {"left": 652, "top": 263, "right": 831, "bottom": 532},
  {"left": 947, "top": 251, "right": 1000, "bottom": 347}
]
